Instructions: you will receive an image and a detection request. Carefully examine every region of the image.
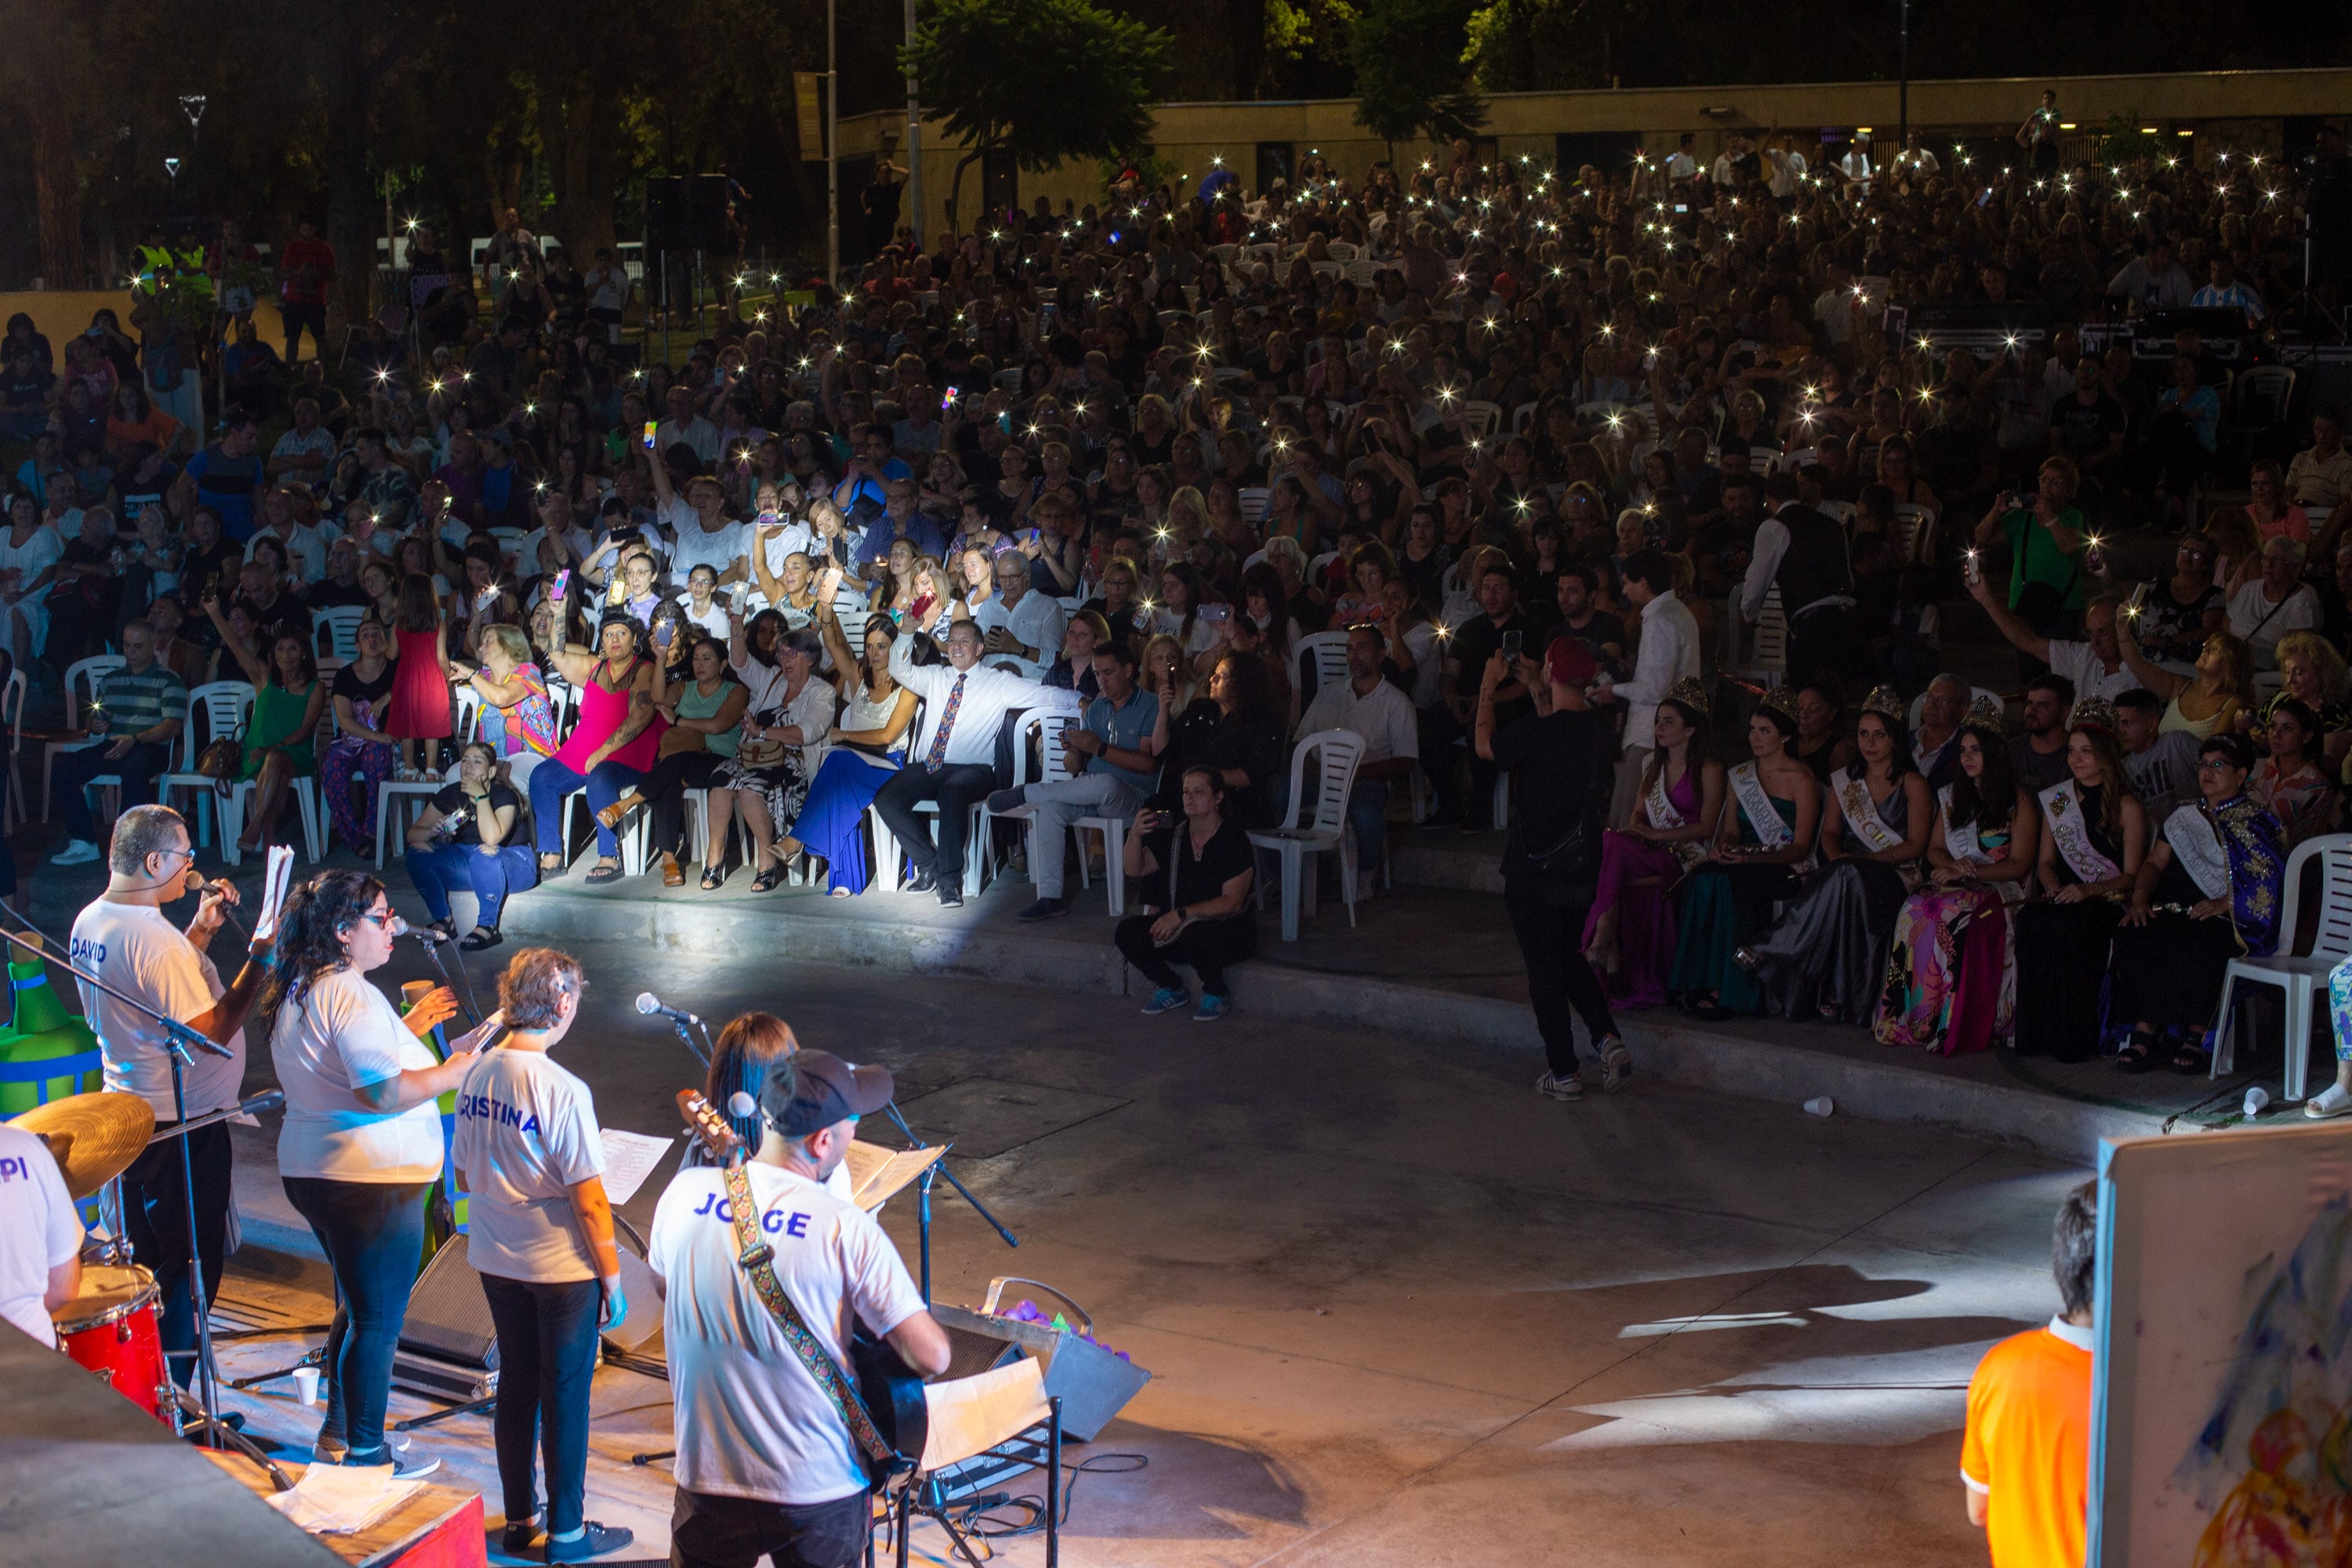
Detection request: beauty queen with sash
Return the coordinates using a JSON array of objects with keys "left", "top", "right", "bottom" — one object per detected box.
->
[
  {"left": 2013, "top": 698, "right": 2147, "bottom": 1063},
  {"left": 1875, "top": 699, "right": 2039, "bottom": 1055},
  {"left": 2108, "top": 734, "right": 2285, "bottom": 1073},
  {"left": 1583, "top": 679, "right": 1722, "bottom": 1008},
  {"left": 1670, "top": 686, "right": 1820, "bottom": 1019},
  {"left": 1741, "top": 686, "right": 1933, "bottom": 1024}
]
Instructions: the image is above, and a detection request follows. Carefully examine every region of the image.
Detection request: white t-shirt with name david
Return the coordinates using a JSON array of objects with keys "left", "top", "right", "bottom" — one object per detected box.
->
[
  {"left": 69, "top": 899, "right": 247, "bottom": 1120},
  {"left": 452, "top": 1047, "right": 606, "bottom": 1283},
  {"left": 648, "top": 1160, "right": 926, "bottom": 1505},
  {"left": 270, "top": 967, "right": 445, "bottom": 1183}
]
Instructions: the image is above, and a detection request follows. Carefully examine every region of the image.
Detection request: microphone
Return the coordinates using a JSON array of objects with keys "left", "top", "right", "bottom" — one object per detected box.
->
[
  {"left": 727, "top": 1091, "right": 759, "bottom": 1120},
  {"left": 397, "top": 916, "right": 448, "bottom": 946},
  {"left": 637, "top": 992, "right": 702, "bottom": 1028}
]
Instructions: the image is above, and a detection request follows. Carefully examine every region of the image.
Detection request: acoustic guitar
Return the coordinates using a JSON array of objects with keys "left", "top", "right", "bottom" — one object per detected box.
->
[{"left": 676, "top": 1088, "right": 929, "bottom": 1484}]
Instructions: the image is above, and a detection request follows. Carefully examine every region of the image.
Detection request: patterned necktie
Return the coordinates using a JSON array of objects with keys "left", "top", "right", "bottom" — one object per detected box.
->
[{"left": 924, "top": 674, "right": 966, "bottom": 772}]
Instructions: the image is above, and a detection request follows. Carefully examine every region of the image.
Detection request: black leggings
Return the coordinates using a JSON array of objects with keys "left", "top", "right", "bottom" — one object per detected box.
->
[
  {"left": 281, "top": 1176, "right": 430, "bottom": 1463},
  {"left": 632, "top": 748, "right": 723, "bottom": 857},
  {"left": 1503, "top": 876, "right": 1620, "bottom": 1076},
  {"left": 479, "top": 1273, "right": 602, "bottom": 1537},
  {"left": 1116, "top": 914, "right": 1257, "bottom": 997}
]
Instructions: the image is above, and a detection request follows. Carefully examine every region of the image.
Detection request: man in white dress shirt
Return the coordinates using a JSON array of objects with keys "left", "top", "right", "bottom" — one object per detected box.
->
[
  {"left": 879, "top": 622, "right": 1037, "bottom": 908},
  {"left": 967, "top": 550, "right": 1065, "bottom": 665},
  {"left": 1593, "top": 550, "right": 1700, "bottom": 825},
  {"left": 1294, "top": 625, "right": 1418, "bottom": 894}
]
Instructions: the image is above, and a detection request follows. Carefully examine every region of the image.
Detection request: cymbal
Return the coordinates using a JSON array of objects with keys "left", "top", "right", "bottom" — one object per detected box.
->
[{"left": 10, "top": 1092, "right": 156, "bottom": 1200}]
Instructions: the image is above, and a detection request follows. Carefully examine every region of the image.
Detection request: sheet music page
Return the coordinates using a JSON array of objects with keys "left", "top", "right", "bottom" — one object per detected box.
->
[
  {"left": 843, "top": 1141, "right": 946, "bottom": 1211},
  {"left": 598, "top": 1128, "right": 677, "bottom": 1205}
]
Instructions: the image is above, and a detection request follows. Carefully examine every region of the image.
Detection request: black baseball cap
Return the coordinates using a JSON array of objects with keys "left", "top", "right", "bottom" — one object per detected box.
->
[{"left": 768, "top": 1050, "right": 895, "bottom": 1136}]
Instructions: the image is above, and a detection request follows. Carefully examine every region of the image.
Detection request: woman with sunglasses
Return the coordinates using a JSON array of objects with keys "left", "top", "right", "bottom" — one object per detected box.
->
[{"left": 268, "top": 869, "right": 498, "bottom": 1478}]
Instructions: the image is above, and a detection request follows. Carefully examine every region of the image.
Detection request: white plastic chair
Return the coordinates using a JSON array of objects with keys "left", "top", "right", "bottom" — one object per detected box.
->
[
  {"left": 985, "top": 711, "right": 1075, "bottom": 890},
  {"left": 1246, "top": 728, "right": 1367, "bottom": 942},
  {"left": 376, "top": 764, "right": 454, "bottom": 869},
  {"left": 866, "top": 698, "right": 991, "bottom": 895},
  {"left": 1512, "top": 401, "right": 1540, "bottom": 434},
  {"left": 2212, "top": 833, "right": 2352, "bottom": 1102},
  {"left": 1237, "top": 487, "right": 1273, "bottom": 524},
  {"left": 43, "top": 655, "right": 125, "bottom": 821},
  {"left": 1294, "top": 631, "right": 1351, "bottom": 703},
  {"left": 1891, "top": 504, "right": 1935, "bottom": 564},
  {"left": 1729, "top": 586, "right": 1788, "bottom": 687},
  {"left": 2, "top": 666, "right": 23, "bottom": 831},
  {"left": 312, "top": 606, "right": 368, "bottom": 661},
  {"left": 1461, "top": 401, "right": 1503, "bottom": 441},
  {"left": 155, "top": 682, "right": 252, "bottom": 851}
]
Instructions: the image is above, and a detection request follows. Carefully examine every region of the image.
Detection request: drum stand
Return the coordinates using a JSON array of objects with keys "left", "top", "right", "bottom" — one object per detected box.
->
[{"left": 0, "top": 920, "right": 293, "bottom": 1493}]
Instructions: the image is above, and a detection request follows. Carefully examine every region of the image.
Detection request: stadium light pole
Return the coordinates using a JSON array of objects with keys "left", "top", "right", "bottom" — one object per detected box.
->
[{"left": 1896, "top": 0, "right": 1909, "bottom": 151}]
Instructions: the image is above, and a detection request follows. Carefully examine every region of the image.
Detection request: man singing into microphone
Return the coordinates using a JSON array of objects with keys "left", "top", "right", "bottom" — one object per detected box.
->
[{"left": 67, "top": 804, "right": 273, "bottom": 1390}]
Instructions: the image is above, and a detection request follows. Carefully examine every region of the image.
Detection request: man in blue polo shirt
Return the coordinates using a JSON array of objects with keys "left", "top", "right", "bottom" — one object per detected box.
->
[
  {"left": 176, "top": 408, "right": 265, "bottom": 540},
  {"left": 989, "top": 640, "right": 1159, "bottom": 920}
]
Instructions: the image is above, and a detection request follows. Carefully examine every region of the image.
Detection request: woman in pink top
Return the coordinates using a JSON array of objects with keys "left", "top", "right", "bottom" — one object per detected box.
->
[
  {"left": 528, "top": 608, "right": 667, "bottom": 884},
  {"left": 2248, "top": 459, "right": 2312, "bottom": 545}
]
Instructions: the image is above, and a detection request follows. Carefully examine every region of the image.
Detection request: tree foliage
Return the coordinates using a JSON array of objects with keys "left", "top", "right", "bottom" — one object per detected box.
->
[
  {"left": 902, "top": 0, "right": 1174, "bottom": 228},
  {"left": 1350, "top": 0, "right": 1486, "bottom": 150}
]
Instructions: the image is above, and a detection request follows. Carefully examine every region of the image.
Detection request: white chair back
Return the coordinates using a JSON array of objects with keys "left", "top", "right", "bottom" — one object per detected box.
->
[
  {"left": 312, "top": 606, "right": 368, "bottom": 661},
  {"left": 1279, "top": 729, "right": 1366, "bottom": 837},
  {"left": 187, "top": 681, "right": 257, "bottom": 746},
  {"left": 2284, "top": 835, "right": 2352, "bottom": 966},
  {"left": 1237, "top": 487, "right": 1273, "bottom": 524},
  {"left": 65, "top": 655, "right": 126, "bottom": 724},
  {"left": 1295, "top": 631, "right": 1352, "bottom": 695},
  {"left": 1461, "top": 401, "right": 1503, "bottom": 441}
]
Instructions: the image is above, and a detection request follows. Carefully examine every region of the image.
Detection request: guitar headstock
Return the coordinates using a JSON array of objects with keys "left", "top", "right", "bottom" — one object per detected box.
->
[{"left": 677, "top": 1088, "right": 744, "bottom": 1166}]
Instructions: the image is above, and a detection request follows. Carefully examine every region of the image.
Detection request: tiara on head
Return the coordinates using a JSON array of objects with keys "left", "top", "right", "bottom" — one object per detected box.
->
[
  {"left": 2069, "top": 696, "right": 2120, "bottom": 738},
  {"left": 1961, "top": 694, "right": 2005, "bottom": 731},
  {"left": 1859, "top": 684, "right": 1907, "bottom": 723},
  {"left": 1664, "top": 677, "right": 1711, "bottom": 719},
  {"left": 1757, "top": 685, "right": 1802, "bottom": 724}
]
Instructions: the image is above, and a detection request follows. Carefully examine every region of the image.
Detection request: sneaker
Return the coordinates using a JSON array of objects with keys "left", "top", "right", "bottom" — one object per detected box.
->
[
  {"left": 2307, "top": 1084, "right": 2352, "bottom": 1120},
  {"left": 345, "top": 1448, "right": 440, "bottom": 1480},
  {"left": 1192, "top": 993, "right": 1231, "bottom": 1022},
  {"left": 1016, "top": 896, "right": 1071, "bottom": 921},
  {"left": 935, "top": 882, "right": 964, "bottom": 909},
  {"left": 1597, "top": 1037, "right": 1633, "bottom": 1091},
  {"left": 49, "top": 839, "right": 100, "bottom": 866},
  {"left": 546, "top": 1523, "right": 636, "bottom": 1563},
  {"left": 312, "top": 1437, "right": 347, "bottom": 1465},
  {"left": 1141, "top": 986, "right": 1189, "bottom": 1015},
  {"left": 986, "top": 786, "right": 1029, "bottom": 815},
  {"left": 1536, "top": 1070, "right": 1584, "bottom": 1102},
  {"left": 501, "top": 1517, "right": 543, "bottom": 1555}
]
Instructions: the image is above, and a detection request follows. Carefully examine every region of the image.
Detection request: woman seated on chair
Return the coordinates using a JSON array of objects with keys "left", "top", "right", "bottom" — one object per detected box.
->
[
  {"left": 319, "top": 616, "right": 398, "bottom": 851},
  {"left": 2114, "top": 619, "right": 2250, "bottom": 741},
  {"left": 2249, "top": 698, "right": 2339, "bottom": 848},
  {"left": 200, "top": 589, "right": 325, "bottom": 856},
  {"left": 2108, "top": 732, "right": 2285, "bottom": 1075},
  {"left": 699, "top": 612, "right": 833, "bottom": 892},
  {"left": 2013, "top": 699, "right": 2147, "bottom": 1063},
  {"left": 528, "top": 611, "right": 666, "bottom": 886},
  {"left": 1738, "top": 685, "right": 1933, "bottom": 1023},
  {"left": 1582, "top": 679, "right": 1723, "bottom": 1008},
  {"left": 1875, "top": 698, "right": 2041, "bottom": 1056},
  {"left": 1668, "top": 686, "right": 1823, "bottom": 1020},
  {"left": 452, "top": 622, "right": 555, "bottom": 768},
  {"left": 2257, "top": 633, "right": 2352, "bottom": 771},
  {"left": 1140, "top": 647, "right": 1287, "bottom": 832},
  {"left": 403, "top": 740, "right": 535, "bottom": 949},
  {"left": 597, "top": 630, "right": 746, "bottom": 887},
  {"left": 793, "top": 601, "right": 918, "bottom": 897}
]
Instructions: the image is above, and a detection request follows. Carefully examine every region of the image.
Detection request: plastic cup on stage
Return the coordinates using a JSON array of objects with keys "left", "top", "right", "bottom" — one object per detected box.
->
[{"left": 293, "top": 1366, "right": 321, "bottom": 1405}]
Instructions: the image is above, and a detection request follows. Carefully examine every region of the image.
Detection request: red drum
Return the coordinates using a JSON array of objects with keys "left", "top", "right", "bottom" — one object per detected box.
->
[{"left": 52, "top": 1263, "right": 172, "bottom": 1424}]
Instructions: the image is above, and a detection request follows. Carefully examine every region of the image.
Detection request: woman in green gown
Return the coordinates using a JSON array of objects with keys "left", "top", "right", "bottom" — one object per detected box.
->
[{"left": 202, "top": 590, "right": 326, "bottom": 856}]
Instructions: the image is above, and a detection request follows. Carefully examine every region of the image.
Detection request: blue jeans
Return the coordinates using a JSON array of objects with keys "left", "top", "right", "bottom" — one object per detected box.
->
[
  {"left": 528, "top": 757, "right": 644, "bottom": 858},
  {"left": 281, "top": 1176, "right": 430, "bottom": 1464},
  {"left": 479, "top": 1273, "right": 602, "bottom": 1538},
  {"left": 404, "top": 840, "right": 538, "bottom": 927}
]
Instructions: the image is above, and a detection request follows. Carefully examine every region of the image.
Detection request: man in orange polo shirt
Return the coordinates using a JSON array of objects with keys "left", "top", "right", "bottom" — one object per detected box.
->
[{"left": 1962, "top": 1180, "right": 2097, "bottom": 1567}]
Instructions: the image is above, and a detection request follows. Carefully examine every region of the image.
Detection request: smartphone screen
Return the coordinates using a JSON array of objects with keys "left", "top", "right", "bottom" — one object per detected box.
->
[
  {"left": 641, "top": 420, "right": 658, "bottom": 451},
  {"left": 553, "top": 568, "right": 571, "bottom": 601},
  {"left": 1501, "top": 630, "right": 1523, "bottom": 661}
]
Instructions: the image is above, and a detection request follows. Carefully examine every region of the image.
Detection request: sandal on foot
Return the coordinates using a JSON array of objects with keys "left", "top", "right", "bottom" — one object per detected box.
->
[
  {"left": 699, "top": 866, "right": 727, "bottom": 891},
  {"left": 750, "top": 865, "right": 785, "bottom": 893},
  {"left": 427, "top": 919, "right": 457, "bottom": 940},
  {"left": 2115, "top": 1031, "right": 2158, "bottom": 1074},
  {"left": 596, "top": 793, "right": 644, "bottom": 832},
  {"left": 459, "top": 927, "right": 503, "bottom": 951},
  {"left": 539, "top": 855, "right": 568, "bottom": 877},
  {"left": 583, "top": 861, "right": 623, "bottom": 886},
  {"left": 2168, "top": 1040, "right": 2210, "bottom": 1074},
  {"left": 659, "top": 852, "right": 684, "bottom": 887}
]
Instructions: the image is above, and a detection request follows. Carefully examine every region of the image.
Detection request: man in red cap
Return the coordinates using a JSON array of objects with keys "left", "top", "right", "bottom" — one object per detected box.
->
[{"left": 1474, "top": 634, "right": 1629, "bottom": 1102}]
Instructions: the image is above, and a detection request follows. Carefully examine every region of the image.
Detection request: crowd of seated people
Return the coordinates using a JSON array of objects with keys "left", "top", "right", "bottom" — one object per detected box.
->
[{"left": 6, "top": 114, "right": 2346, "bottom": 1047}]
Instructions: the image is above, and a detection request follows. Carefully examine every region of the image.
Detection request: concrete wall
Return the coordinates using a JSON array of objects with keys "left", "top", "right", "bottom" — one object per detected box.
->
[{"left": 837, "top": 67, "right": 2352, "bottom": 242}]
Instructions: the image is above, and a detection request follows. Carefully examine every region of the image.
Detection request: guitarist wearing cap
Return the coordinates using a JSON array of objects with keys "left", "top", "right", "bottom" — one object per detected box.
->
[{"left": 650, "top": 1050, "right": 950, "bottom": 1568}]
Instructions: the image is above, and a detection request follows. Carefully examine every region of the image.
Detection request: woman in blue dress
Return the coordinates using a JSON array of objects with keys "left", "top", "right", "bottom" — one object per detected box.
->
[{"left": 797, "top": 600, "right": 918, "bottom": 895}]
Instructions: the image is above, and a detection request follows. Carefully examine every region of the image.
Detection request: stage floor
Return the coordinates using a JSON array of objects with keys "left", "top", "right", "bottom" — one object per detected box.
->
[{"left": 190, "top": 938, "right": 2081, "bottom": 1567}]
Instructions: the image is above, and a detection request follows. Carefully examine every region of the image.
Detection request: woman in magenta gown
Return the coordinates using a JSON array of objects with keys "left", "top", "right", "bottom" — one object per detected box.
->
[{"left": 1582, "top": 679, "right": 1723, "bottom": 1007}]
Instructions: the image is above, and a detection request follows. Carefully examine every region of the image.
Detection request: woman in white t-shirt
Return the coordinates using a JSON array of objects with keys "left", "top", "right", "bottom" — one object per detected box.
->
[
  {"left": 269, "top": 869, "right": 488, "bottom": 1475},
  {"left": 452, "top": 948, "right": 632, "bottom": 1564}
]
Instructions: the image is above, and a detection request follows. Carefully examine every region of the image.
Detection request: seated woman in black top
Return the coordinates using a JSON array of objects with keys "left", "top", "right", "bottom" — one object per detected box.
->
[
  {"left": 1143, "top": 647, "right": 1288, "bottom": 830},
  {"left": 1117, "top": 766, "right": 1258, "bottom": 1022},
  {"left": 401, "top": 740, "right": 536, "bottom": 949}
]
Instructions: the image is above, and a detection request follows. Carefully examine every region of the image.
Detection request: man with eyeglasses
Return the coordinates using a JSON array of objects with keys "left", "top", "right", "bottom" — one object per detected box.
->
[{"left": 67, "top": 804, "right": 273, "bottom": 1392}]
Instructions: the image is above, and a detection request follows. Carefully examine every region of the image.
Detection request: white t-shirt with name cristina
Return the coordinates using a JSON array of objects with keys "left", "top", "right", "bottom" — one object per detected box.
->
[
  {"left": 648, "top": 1160, "right": 927, "bottom": 1506},
  {"left": 453, "top": 1048, "right": 605, "bottom": 1283},
  {"left": 0, "top": 1124, "right": 82, "bottom": 1347},
  {"left": 69, "top": 900, "right": 247, "bottom": 1120},
  {"left": 270, "top": 967, "right": 445, "bottom": 1183}
]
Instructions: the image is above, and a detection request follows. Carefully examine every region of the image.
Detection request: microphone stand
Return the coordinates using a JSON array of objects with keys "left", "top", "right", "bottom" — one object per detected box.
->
[
  {"left": 410, "top": 931, "right": 483, "bottom": 1026},
  {"left": 0, "top": 913, "right": 292, "bottom": 1494},
  {"left": 881, "top": 1101, "right": 1017, "bottom": 1305}
]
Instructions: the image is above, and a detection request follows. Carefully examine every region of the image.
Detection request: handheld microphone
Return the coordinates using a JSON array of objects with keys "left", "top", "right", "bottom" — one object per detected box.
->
[
  {"left": 397, "top": 916, "right": 448, "bottom": 946},
  {"left": 637, "top": 992, "right": 702, "bottom": 1028},
  {"left": 190, "top": 878, "right": 252, "bottom": 937}
]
